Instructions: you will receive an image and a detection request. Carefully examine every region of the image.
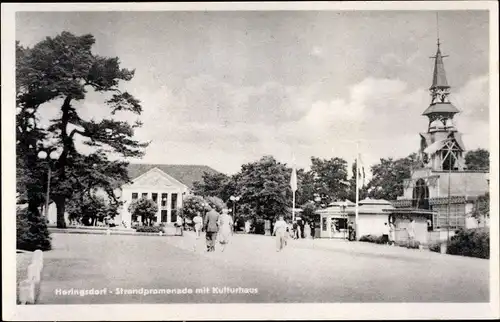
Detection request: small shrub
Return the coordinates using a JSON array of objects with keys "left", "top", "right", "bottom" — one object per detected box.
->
[
  {"left": 447, "top": 228, "right": 489, "bottom": 259},
  {"left": 135, "top": 226, "right": 162, "bottom": 233},
  {"left": 429, "top": 242, "right": 441, "bottom": 253}
]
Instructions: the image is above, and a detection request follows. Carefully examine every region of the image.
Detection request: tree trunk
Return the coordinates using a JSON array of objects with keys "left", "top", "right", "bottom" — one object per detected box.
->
[{"left": 55, "top": 198, "right": 67, "bottom": 229}]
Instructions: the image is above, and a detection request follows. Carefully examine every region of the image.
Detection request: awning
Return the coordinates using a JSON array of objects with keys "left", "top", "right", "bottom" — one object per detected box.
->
[{"left": 423, "top": 139, "right": 446, "bottom": 155}]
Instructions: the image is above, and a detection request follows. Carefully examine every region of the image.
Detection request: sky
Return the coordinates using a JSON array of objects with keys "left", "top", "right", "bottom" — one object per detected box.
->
[{"left": 15, "top": 10, "right": 490, "bottom": 175}]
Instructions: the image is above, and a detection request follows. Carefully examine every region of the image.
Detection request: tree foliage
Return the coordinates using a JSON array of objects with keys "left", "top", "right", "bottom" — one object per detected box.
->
[
  {"left": 128, "top": 198, "right": 158, "bottom": 226},
  {"left": 310, "top": 157, "right": 349, "bottom": 205},
  {"left": 237, "top": 156, "right": 290, "bottom": 221},
  {"left": 205, "top": 196, "right": 226, "bottom": 213},
  {"left": 472, "top": 192, "right": 490, "bottom": 220},
  {"left": 300, "top": 201, "right": 317, "bottom": 222},
  {"left": 465, "top": 148, "right": 489, "bottom": 171},
  {"left": 16, "top": 32, "right": 148, "bottom": 228},
  {"left": 366, "top": 153, "right": 417, "bottom": 201},
  {"left": 181, "top": 195, "right": 208, "bottom": 220},
  {"left": 66, "top": 192, "right": 119, "bottom": 226},
  {"left": 17, "top": 207, "right": 52, "bottom": 251},
  {"left": 295, "top": 169, "right": 316, "bottom": 206}
]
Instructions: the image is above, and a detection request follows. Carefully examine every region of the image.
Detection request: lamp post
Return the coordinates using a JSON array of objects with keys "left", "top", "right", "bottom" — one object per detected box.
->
[
  {"left": 37, "top": 148, "right": 61, "bottom": 219},
  {"left": 341, "top": 201, "right": 348, "bottom": 241},
  {"left": 229, "top": 195, "right": 241, "bottom": 220}
]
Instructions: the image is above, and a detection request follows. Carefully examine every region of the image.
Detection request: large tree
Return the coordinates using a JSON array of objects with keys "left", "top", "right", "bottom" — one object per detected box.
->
[
  {"left": 192, "top": 172, "right": 237, "bottom": 204},
  {"left": 366, "top": 153, "right": 418, "bottom": 201},
  {"left": 310, "top": 157, "right": 350, "bottom": 205},
  {"left": 16, "top": 32, "right": 148, "bottom": 228},
  {"left": 465, "top": 148, "right": 489, "bottom": 171},
  {"left": 236, "top": 156, "right": 291, "bottom": 221}
]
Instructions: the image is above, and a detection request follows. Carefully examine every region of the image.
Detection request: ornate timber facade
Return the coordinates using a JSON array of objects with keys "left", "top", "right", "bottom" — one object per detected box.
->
[{"left": 392, "top": 40, "right": 489, "bottom": 231}]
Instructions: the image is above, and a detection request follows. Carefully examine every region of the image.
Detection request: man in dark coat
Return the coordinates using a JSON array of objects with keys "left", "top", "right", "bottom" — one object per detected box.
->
[{"left": 204, "top": 207, "right": 220, "bottom": 252}]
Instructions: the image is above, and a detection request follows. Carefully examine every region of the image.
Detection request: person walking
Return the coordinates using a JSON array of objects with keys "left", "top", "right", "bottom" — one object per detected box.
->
[
  {"left": 382, "top": 223, "right": 390, "bottom": 245},
  {"left": 193, "top": 212, "right": 203, "bottom": 239},
  {"left": 273, "top": 215, "right": 288, "bottom": 251},
  {"left": 310, "top": 220, "right": 316, "bottom": 239},
  {"left": 217, "top": 208, "right": 233, "bottom": 252},
  {"left": 303, "top": 221, "right": 311, "bottom": 239},
  {"left": 176, "top": 215, "right": 184, "bottom": 236},
  {"left": 406, "top": 218, "right": 416, "bottom": 248},
  {"left": 389, "top": 221, "right": 396, "bottom": 246},
  {"left": 292, "top": 220, "right": 298, "bottom": 239},
  {"left": 204, "top": 206, "right": 220, "bottom": 252}
]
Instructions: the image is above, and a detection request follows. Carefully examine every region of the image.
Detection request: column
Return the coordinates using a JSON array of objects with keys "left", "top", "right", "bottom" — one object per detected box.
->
[
  {"left": 156, "top": 192, "right": 161, "bottom": 224},
  {"left": 177, "top": 190, "right": 182, "bottom": 209},
  {"left": 166, "top": 193, "right": 171, "bottom": 223}
]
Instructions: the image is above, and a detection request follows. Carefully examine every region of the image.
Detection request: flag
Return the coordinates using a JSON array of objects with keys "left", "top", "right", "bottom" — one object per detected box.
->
[
  {"left": 290, "top": 165, "right": 298, "bottom": 192},
  {"left": 357, "top": 153, "right": 366, "bottom": 188}
]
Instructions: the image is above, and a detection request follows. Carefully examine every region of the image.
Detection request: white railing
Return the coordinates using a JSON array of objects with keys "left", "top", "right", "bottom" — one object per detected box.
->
[{"left": 18, "top": 249, "right": 44, "bottom": 304}]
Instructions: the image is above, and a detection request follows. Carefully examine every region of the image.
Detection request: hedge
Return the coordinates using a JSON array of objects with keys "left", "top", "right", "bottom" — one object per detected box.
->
[
  {"left": 134, "top": 226, "right": 163, "bottom": 233},
  {"left": 446, "top": 228, "right": 489, "bottom": 259},
  {"left": 359, "top": 235, "right": 385, "bottom": 244}
]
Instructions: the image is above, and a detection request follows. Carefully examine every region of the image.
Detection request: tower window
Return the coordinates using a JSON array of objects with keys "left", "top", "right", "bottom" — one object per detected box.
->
[{"left": 412, "top": 179, "right": 429, "bottom": 209}]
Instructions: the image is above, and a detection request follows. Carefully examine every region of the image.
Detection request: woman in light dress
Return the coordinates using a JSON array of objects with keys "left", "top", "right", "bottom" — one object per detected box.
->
[
  {"left": 303, "top": 221, "right": 311, "bottom": 239},
  {"left": 218, "top": 208, "right": 234, "bottom": 252},
  {"left": 193, "top": 212, "right": 203, "bottom": 239}
]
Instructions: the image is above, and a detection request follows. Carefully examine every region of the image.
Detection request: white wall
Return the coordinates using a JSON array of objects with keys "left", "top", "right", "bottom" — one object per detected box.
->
[{"left": 357, "top": 214, "right": 389, "bottom": 237}]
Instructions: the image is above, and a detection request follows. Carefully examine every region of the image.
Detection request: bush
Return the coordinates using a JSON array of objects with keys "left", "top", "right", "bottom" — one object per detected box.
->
[
  {"left": 135, "top": 226, "right": 162, "bottom": 233},
  {"left": 17, "top": 207, "right": 52, "bottom": 251},
  {"left": 447, "top": 228, "right": 489, "bottom": 259}
]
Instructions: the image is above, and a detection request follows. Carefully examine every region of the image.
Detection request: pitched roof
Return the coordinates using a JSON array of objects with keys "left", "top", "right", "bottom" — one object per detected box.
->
[
  {"left": 422, "top": 102, "right": 460, "bottom": 116},
  {"left": 430, "top": 44, "right": 450, "bottom": 89},
  {"left": 127, "top": 164, "right": 221, "bottom": 189}
]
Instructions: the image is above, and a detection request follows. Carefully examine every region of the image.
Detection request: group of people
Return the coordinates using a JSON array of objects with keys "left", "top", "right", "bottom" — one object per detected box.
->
[
  {"left": 191, "top": 206, "right": 234, "bottom": 252},
  {"left": 272, "top": 216, "right": 318, "bottom": 252},
  {"left": 290, "top": 218, "right": 315, "bottom": 240},
  {"left": 381, "top": 218, "right": 416, "bottom": 246}
]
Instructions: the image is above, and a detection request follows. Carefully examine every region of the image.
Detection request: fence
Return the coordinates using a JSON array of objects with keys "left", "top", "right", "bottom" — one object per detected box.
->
[{"left": 18, "top": 249, "right": 44, "bottom": 304}]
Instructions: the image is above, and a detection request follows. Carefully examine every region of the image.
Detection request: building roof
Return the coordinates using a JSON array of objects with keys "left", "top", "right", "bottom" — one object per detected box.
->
[
  {"left": 383, "top": 208, "right": 436, "bottom": 215},
  {"left": 359, "top": 198, "right": 392, "bottom": 206},
  {"left": 430, "top": 43, "right": 450, "bottom": 89},
  {"left": 422, "top": 102, "right": 460, "bottom": 116},
  {"left": 127, "top": 163, "right": 221, "bottom": 189}
]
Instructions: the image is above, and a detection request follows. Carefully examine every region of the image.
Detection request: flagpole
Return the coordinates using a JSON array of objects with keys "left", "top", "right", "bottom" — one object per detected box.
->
[
  {"left": 355, "top": 141, "right": 360, "bottom": 241},
  {"left": 291, "top": 153, "right": 297, "bottom": 222}
]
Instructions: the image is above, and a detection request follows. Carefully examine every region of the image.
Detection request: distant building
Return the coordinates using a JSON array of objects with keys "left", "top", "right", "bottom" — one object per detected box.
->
[
  {"left": 116, "top": 164, "right": 220, "bottom": 227},
  {"left": 46, "top": 164, "right": 219, "bottom": 226},
  {"left": 391, "top": 40, "right": 489, "bottom": 240}
]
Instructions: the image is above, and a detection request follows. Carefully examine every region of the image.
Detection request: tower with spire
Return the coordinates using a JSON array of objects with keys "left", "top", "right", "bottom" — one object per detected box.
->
[
  {"left": 418, "top": 40, "right": 466, "bottom": 171},
  {"left": 391, "top": 33, "right": 489, "bottom": 235}
]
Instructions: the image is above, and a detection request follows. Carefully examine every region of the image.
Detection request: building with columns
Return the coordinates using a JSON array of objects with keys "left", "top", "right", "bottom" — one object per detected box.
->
[
  {"left": 117, "top": 164, "right": 219, "bottom": 227},
  {"left": 391, "top": 40, "right": 489, "bottom": 239}
]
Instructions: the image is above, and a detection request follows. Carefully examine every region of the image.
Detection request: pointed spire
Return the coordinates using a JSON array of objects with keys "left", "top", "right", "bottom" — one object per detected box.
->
[{"left": 430, "top": 39, "right": 450, "bottom": 89}]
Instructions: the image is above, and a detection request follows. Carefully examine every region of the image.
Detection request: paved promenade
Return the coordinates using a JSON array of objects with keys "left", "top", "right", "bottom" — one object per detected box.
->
[{"left": 37, "top": 232, "right": 489, "bottom": 304}]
